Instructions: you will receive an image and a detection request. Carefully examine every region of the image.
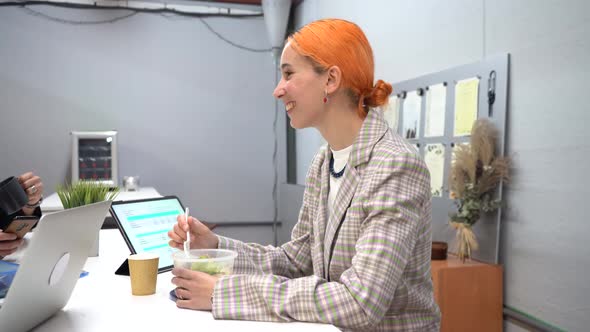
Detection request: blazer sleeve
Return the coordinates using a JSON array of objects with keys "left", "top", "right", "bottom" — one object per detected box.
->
[
  {"left": 211, "top": 152, "right": 431, "bottom": 329},
  {"left": 216, "top": 207, "right": 313, "bottom": 277},
  {"left": 215, "top": 152, "right": 323, "bottom": 277}
]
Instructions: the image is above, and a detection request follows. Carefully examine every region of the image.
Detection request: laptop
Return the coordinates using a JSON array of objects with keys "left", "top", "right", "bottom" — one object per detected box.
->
[
  {"left": 109, "top": 196, "right": 185, "bottom": 274},
  {"left": 0, "top": 200, "right": 111, "bottom": 332}
]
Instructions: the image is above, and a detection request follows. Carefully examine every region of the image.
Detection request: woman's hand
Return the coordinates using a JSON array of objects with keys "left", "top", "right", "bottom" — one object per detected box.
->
[
  {"left": 168, "top": 214, "right": 218, "bottom": 250},
  {"left": 0, "top": 231, "right": 24, "bottom": 257},
  {"left": 171, "top": 267, "right": 220, "bottom": 310},
  {"left": 18, "top": 172, "right": 43, "bottom": 215}
]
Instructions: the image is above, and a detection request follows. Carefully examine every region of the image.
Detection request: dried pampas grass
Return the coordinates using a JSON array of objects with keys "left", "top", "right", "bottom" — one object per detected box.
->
[
  {"left": 471, "top": 119, "right": 497, "bottom": 167},
  {"left": 451, "top": 222, "right": 479, "bottom": 262},
  {"left": 449, "top": 118, "right": 510, "bottom": 261}
]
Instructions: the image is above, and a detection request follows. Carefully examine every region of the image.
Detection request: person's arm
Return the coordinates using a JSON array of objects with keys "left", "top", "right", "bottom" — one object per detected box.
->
[
  {"left": 216, "top": 201, "right": 313, "bottom": 277},
  {"left": 168, "top": 189, "right": 314, "bottom": 277},
  {"left": 169, "top": 214, "right": 314, "bottom": 277},
  {"left": 0, "top": 211, "right": 40, "bottom": 260},
  {"left": 171, "top": 151, "right": 324, "bottom": 310},
  {"left": 212, "top": 153, "right": 432, "bottom": 329},
  {"left": 214, "top": 151, "right": 325, "bottom": 277},
  {"left": 0, "top": 171, "right": 43, "bottom": 229},
  {"left": 172, "top": 214, "right": 315, "bottom": 308}
]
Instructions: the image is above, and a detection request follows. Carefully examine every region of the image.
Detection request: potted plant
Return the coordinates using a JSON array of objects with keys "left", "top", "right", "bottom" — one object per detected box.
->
[
  {"left": 57, "top": 181, "right": 119, "bottom": 256},
  {"left": 449, "top": 119, "right": 510, "bottom": 262}
]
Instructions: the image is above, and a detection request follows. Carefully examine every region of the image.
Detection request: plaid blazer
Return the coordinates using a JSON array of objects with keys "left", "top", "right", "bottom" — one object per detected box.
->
[{"left": 213, "top": 109, "right": 441, "bottom": 331}]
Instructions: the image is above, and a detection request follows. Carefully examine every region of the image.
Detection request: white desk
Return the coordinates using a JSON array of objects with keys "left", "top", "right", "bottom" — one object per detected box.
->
[
  {"left": 31, "top": 230, "right": 338, "bottom": 331},
  {"left": 41, "top": 187, "right": 162, "bottom": 213}
]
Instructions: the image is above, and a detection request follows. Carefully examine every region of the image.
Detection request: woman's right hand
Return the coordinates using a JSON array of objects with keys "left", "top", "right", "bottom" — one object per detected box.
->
[
  {"left": 168, "top": 214, "right": 218, "bottom": 250},
  {"left": 0, "top": 231, "right": 24, "bottom": 257}
]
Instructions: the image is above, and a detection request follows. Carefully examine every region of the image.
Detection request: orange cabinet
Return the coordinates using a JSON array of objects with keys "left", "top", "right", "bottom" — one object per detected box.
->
[{"left": 431, "top": 255, "right": 503, "bottom": 332}]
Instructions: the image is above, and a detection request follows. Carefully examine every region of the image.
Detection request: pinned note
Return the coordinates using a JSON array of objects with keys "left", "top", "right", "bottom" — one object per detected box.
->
[
  {"left": 454, "top": 78, "right": 479, "bottom": 136},
  {"left": 402, "top": 91, "right": 422, "bottom": 139},
  {"left": 425, "top": 143, "right": 445, "bottom": 197},
  {"left": 425, "top": 83, "right": 447, "bottom": 137}
]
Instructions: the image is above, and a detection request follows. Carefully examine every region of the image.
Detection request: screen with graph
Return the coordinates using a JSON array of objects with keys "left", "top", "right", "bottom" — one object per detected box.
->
[{"left": 110, "top": 196, "right": 185, "bottom": 271}]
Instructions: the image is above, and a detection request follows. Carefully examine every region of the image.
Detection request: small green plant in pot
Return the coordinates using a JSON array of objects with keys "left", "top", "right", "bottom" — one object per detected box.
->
[
  {"left": 56, "top": 181, "right": 119, "bottom": 256},
  {"left": 57, "top": 181, "right": 119, "bottom": 209}
]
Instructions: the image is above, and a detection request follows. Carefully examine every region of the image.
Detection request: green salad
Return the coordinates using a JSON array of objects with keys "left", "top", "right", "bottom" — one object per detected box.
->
[{"left": 190, "top": 255, "right": 227, "bottom": 275}]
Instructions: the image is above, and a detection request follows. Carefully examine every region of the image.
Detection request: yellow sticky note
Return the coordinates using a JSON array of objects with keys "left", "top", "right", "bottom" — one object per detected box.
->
[{"left": 454, "top": 78, "right": 479, "bottom": 136}]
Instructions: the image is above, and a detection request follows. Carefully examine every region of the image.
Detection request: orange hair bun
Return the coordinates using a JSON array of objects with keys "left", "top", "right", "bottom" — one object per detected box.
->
[{"left": 364, "top": 79, "right": 393, "bottom": 108}]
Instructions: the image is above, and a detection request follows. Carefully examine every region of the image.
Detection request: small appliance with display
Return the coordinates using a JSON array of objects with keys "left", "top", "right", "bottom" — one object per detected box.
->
[{"left": 71, "top": 131, "right": 118, "bottom": 187}]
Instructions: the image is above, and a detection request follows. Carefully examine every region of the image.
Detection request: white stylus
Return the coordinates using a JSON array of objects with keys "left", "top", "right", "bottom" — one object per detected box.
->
[{"left": 183, "top": 207, "right": 190, "bottom": 257}]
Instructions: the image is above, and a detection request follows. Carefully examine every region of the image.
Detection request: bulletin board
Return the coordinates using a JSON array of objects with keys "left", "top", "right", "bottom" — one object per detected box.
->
[{"left": 384, "top": 53, "right": 509, "bottom": 264}]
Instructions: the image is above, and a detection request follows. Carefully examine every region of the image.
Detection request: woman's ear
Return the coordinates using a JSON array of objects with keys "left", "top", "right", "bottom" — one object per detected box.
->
[{"left": 325, "top": 65, "right": 342, "bottom": 95}]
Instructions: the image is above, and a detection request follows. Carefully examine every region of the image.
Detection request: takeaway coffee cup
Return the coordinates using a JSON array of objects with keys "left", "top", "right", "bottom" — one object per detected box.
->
[
  {"left": 128, "top": 253, "right": 159, "bottom": 296},
  {"left": 0, "top": 176, "right": 28, "bottom": 215}
]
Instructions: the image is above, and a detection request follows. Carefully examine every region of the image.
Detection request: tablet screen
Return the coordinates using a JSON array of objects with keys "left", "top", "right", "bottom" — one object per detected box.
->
[{"left": 110, "top": 196, "right": 184, "bottom": 272}]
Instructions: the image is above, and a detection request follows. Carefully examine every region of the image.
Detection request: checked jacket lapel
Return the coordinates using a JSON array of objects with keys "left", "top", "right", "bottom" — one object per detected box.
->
[
  {"left": 311, "top": 150, "right": 330, "bottom": 279},
  {"left": 322, "top": 158, "right": 359, "bottom": 279},
  {"left": 322, "top": 109, "right": 389, "bottom": 280}
]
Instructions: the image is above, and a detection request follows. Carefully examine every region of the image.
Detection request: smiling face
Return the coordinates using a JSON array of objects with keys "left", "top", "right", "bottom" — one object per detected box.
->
[{"left": 273, "top": 43, "right": 328, "bottom": 129}]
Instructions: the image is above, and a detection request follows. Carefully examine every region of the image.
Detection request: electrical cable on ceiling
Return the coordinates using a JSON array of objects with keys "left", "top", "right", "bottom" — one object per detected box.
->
[
  {"left": 0, "top": 0, "right": 263, "bottom": 19},
  {"left": 0, "top": 1, "right": 272, "bottom": 53},
  {"left": 198, "top": 17, "right": 271, "bottom": 53},
  {"left": 20, "top": 6, "right": 138, "bottom": 24}
]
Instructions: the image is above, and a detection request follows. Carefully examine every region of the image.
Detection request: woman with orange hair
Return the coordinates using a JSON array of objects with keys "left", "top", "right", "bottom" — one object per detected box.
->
[{"left": 169, "top": 19, "right": 440, "bottom": 331}]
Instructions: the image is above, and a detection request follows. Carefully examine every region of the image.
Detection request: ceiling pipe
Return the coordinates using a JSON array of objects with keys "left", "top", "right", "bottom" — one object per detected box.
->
[{"left": 261, "top": 0, "right": 291, "bottom": 66}]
